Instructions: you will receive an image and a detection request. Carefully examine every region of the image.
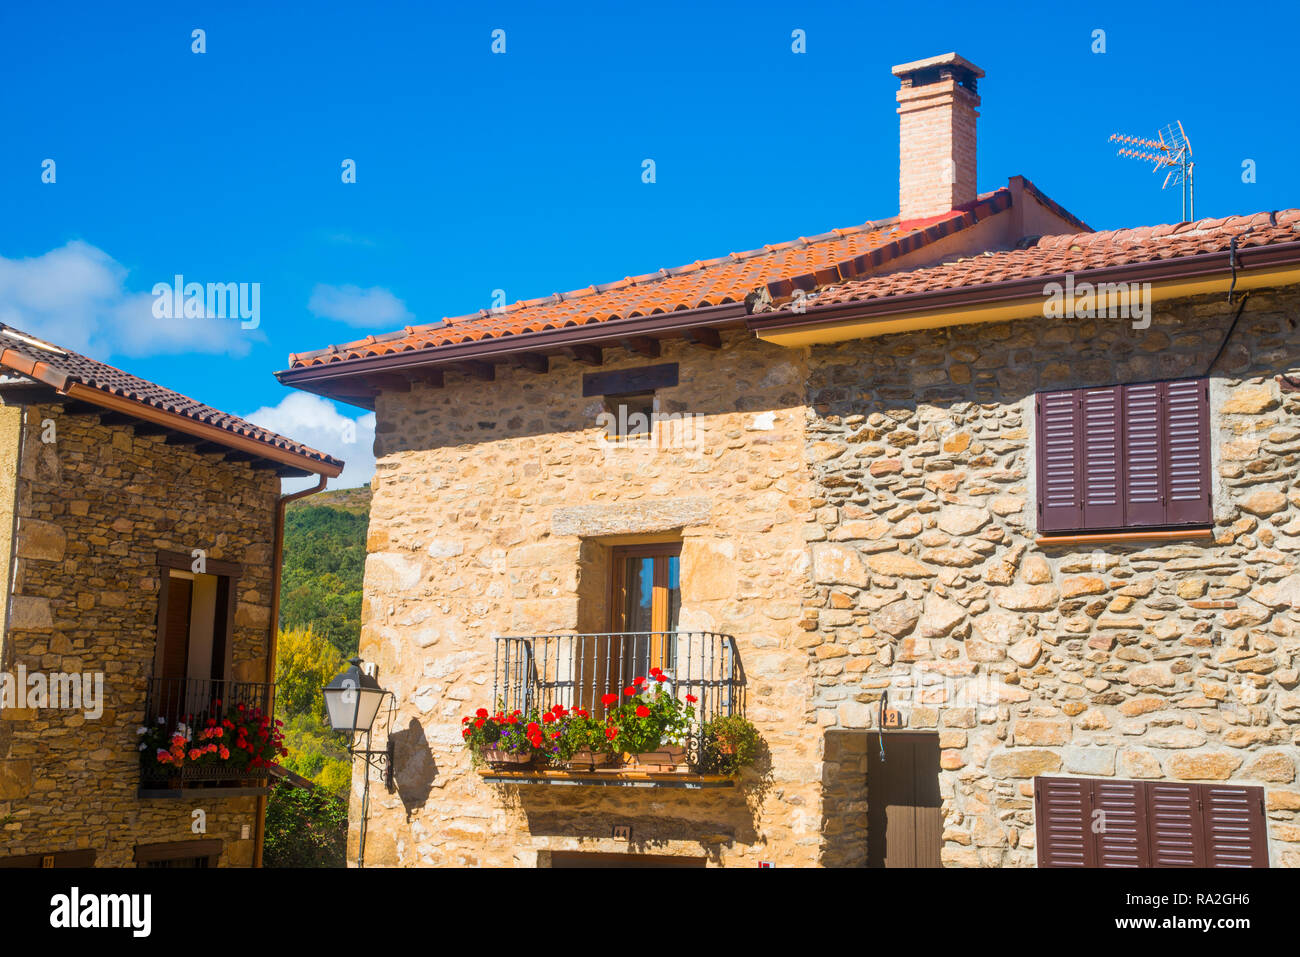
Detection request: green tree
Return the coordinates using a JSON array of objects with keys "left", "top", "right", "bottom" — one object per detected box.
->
[
  {"left": 275, "top": 625, "right": 345, "bottom": 720},
  {"left": 263, "top": 781, "right": 348, "bottom": 868}
]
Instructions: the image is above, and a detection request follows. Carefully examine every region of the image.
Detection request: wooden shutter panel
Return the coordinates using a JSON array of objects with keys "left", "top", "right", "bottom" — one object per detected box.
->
[
  {"left": 1081, "top": 386, "right": 1124, "bottom": 530},
  {"left": 1091, "top": 779, "right": 1151, "bottom": 868},
  {"left": 1121, "top": 382, "right": 1165, "bottom": 527},
  {"left": 1164, "top": 378, "right": 1212, "bottom": 525},
  {"left": 1034, "top": 777, "right": 1094, "bottom": 867},
  {"left": 1037, "top": 390, "right": 1083, "bottom": 533},
  {"left": 1146, "top": 782, "right": 1204, "bottom": 867},
  {"left": 1201, "top": 785, "right": 1269, "bottom": 868}
]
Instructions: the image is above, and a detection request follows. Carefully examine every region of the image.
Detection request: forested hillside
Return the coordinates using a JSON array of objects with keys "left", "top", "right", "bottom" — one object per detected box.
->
[{"left": 281, "top": 485, "right": 371, "bottom": 655}]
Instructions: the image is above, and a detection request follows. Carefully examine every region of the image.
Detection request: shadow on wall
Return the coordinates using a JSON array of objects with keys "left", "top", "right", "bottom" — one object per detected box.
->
[
  {"left": 389, "top": 717, "right": 436, "bottom": 820},
  {"left": 820, "top": 729, "right": 869, "bottom": 868}
]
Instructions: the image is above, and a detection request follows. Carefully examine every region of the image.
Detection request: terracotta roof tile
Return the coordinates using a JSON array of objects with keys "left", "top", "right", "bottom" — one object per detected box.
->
[
  {"left": 0, "top": 324, "right": 343, "bottom": 471},
  {"left": 778, "top": 211, "right": 1300, "bottom": 311},
  {"left": 286, "top": 189, "right": 1016, "bottom": 368}
]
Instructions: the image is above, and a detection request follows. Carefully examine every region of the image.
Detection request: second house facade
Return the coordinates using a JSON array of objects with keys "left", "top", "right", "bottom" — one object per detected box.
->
[{"left": 280, "top": 54, "right": 1300, "bottom": 867}]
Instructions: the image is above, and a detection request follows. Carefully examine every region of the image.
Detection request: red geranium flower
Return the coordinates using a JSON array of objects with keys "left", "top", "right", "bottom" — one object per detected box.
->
[
  {"left": 653, "top": 674, "right": 667, "bottom": 682},
  {"left": 475, "top": 708, "right": 489, "bottom": 719},
  {"left": 623, "top": 686, "right": 636, "bottom": 697},
  {"left": 685, "top": 694, "right": 698, "bottom": 703},
  {"left": 601, "top": 693, "right": 618, "bottom": 706},
  {"left": 605, "top": 727, "right": 618, "bottom": 740},
  {"left": 635, "top": 705, "right": 650, "bottom": 718},
  {"left": 475, "top": 718, "right": 485, "bottom": 728},
  {"left": 542, "top": 713, "right": 555, "bottom": 723},
  {"left": 633, "top": 676, "right": 646, "bottom": 688}
]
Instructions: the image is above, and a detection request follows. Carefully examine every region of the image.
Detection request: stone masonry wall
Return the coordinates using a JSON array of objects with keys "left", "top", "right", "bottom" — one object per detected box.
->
[
  {"left": 358, "top": 330, "right": 819, "bottom": 866},
  {"left": 0, "top": 403, "right": 279, "bottom": 866},
  {"left": 804, "top": 288, "right": 1300, "bottom": 867}
]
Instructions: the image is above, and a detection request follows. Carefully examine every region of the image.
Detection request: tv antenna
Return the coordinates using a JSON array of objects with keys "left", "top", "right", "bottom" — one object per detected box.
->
[{"left": 1109, "top": 121, "right": 1195, "bottom": 222}]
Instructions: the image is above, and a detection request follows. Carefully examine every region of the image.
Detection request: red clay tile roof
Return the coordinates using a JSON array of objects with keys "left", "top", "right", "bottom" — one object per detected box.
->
[
  {"left": 0, "top": 323, "right": 343, "bottom": 473},
  {"left": 286, "top": 189, "right": 1015, "bottom": 369},
  {"left": 761, "top": 209, "right": 1300, "bottom": 310}
]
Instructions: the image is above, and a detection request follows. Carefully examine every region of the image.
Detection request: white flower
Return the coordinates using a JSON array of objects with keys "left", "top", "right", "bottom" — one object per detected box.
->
[
  {"left": 138, "top": 743, "right": 147, "bottom": 751},
  {"left": 137, "top": 727, "right": 148, "bottom": 735},
  {"left": 156, "top": 716, "right": 166, "bottom": 724}
]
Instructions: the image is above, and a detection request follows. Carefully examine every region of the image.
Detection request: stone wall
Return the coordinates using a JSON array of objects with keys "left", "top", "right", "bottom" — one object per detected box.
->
[
  {"left": 0, "top": 402, "right": 279, "bottom": 866},
  {"left": 358, "top": 330, "right": 820, "bottom": 866},
  {"left": 804, "top": 288, "right": 1300, "bottom": 867}
]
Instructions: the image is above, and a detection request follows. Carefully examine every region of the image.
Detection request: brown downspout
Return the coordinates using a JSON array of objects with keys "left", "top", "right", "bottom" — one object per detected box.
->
[{"left": 253, "top": 472, "right": 330, "bottom": 868}]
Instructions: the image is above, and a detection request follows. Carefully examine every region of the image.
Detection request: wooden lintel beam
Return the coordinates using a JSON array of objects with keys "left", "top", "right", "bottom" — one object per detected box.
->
[
  {"left": 621, "top": 337, "right": 661, "bottom": 359},
  {"left": 685, "top": 327, "right": 722, "bottom": 349},
  {"left": 565, "top": 344, "right": 603, "bottom": 367}
]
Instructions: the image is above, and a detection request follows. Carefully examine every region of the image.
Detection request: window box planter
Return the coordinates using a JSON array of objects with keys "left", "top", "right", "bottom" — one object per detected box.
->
[
  {"left": 483, "top": 748, "right": 534, "bottom": 770},
  {"left": 625, "top": 745, "right": 687, "bottom": 772},
  {"left": 565, "top": 750, "right": 614, "bottom": 772}
]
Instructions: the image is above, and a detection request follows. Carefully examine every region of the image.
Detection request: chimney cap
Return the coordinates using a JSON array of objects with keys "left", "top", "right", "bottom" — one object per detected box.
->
[{"left": 891, "top": 52, "right": 985, "bottom": 80}]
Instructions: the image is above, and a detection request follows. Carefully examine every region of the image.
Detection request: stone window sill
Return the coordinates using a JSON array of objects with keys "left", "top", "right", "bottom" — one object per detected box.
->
[{"left": 1034, "top": 528, "right": 1213, "bottom": 548}]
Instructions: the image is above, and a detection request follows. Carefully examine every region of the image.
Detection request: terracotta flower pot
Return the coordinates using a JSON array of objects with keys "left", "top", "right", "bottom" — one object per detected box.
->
[
  {"left": 565, "top": 750, "right": 614, "bottom": 772},
  {"left": 628, "top": 744, "right": 687, "bottom": 772},
  {"left": 483, "top": 748, "right": 533, "bottom": 770}
]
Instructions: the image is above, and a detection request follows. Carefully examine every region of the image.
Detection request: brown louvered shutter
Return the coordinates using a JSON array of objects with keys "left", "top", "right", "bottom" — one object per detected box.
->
[
  {"left": 1034, "top": 777, "right": 1094, "bottom": 867},
  {"left": 1081, "top": 386, "right": 1124, "bottom": 530},
  {"left": 1091, "top": 779, "right": 1151, "bottom": 868},
  {"left": 1122, "top": 381, "right": 1165, "bottom": 527},
  {"left": 1037, "top": 389, "right": 1083, "bottom": 533},
  {"left": 1146, "top": 782, "right": 1204, "bottom": 867},
  {"left": 1164, "top": 378, "right": 1212, "bottom": 525},
  {"left": 1201, "top": 785, "right": 1269, "bottom": 868}
]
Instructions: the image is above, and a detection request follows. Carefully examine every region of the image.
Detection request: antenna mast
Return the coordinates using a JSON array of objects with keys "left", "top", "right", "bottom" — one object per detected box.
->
[{"left": 1108, "top": 121, "right": 1195, "bottom": 222}]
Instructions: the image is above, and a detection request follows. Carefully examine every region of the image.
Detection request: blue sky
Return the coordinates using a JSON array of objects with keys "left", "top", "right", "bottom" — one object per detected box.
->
[{"left": 2, "top": 0, "right": 1297, "bottom": 486}]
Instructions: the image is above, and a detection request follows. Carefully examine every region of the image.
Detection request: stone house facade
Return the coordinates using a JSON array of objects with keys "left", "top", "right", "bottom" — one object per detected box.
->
[
  {"left": 279, "top": 53, "right": 1300, "bottom": 867},
  {"left": 0, "top": 326, "right": 341, "bottom": 867}
]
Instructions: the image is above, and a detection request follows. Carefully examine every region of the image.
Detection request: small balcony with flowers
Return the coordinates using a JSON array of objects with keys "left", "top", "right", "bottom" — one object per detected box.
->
[
  {"left": 136, "top": 677, "right": 285, "bottom": 798},
  {"left": 462, "top": 632, "right": 759, "bottom": 789}
]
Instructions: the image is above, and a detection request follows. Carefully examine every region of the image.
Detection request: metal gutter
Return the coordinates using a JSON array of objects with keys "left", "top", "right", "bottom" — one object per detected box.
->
[
  {"left": 253, "top": 472, "right": 330, "bottom": 868},
  {"left": 275, "top": 301, "right": 752, "bottom": 386},
  {"left": 746, "top": 239, "right": 1300, "bottom": 336}
]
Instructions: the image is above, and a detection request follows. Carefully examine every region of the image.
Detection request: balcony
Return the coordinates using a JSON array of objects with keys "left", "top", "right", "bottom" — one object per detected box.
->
[
  {"left": 487, "top": 631, "right": 743, "bottom": 788},
  {"left": 138, "top": 677, "right": 277, "bottom": 798}
]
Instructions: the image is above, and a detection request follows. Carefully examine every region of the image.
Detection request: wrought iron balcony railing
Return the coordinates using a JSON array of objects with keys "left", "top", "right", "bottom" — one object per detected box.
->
[
  {"left": 141, "top": 677, "right": 276, "bottom": 789},
  {"left": 492, "top": 632, "right": 741, "bottom": 726}
]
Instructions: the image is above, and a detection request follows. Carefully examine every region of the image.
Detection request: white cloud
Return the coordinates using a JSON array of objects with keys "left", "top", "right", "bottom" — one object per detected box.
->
[
  {"left": 308, "top": 283, "right": 411, "bottom": 328},
  {"left": 243, "top": 392, "right": 375, "bottom": 491},
  {"left": 0, "top": 241, "right": 258, "bottom": 358}
]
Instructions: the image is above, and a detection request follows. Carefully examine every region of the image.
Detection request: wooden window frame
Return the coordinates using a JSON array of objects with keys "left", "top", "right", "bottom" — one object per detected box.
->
[
  {"left": 153, "top": 550, "right": 240, "bottom": 683},
  {"left": 0, "top": 849, "right": 97, "bottom": 868},
  {"left": 133, "top": 839, "right": 223, "bottom": 867},
  {"left": 609, "top": 542, "right": 682, "bottom": 672}
]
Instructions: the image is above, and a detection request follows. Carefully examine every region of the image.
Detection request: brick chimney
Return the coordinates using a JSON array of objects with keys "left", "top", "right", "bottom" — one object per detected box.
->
[{"left": 892, "top": 53, "right": 984, "bottom": 222}]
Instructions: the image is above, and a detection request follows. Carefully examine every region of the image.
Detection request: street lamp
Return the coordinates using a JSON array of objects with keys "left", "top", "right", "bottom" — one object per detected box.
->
[{"left": 323, "top": 657, "right": 394, "bottom": 868}]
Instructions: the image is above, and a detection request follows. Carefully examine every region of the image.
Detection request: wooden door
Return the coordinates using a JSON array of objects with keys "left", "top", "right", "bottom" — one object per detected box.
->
[{"left": 866, "top": 732, "right": 942, "bottom": 868}]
